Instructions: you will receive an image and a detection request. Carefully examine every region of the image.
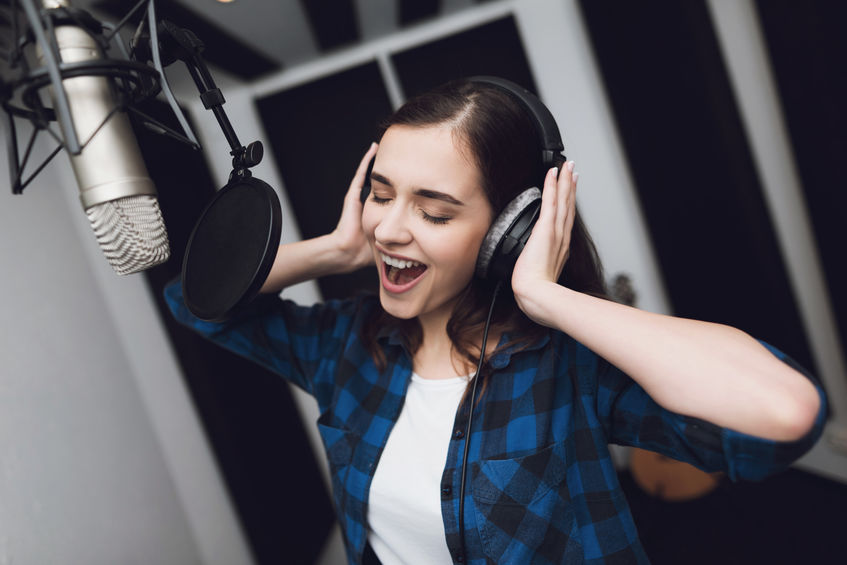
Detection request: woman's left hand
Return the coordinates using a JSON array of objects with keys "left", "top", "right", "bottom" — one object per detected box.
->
[{"left": 511, "top": 161, "right": 578, "bottom": 327}]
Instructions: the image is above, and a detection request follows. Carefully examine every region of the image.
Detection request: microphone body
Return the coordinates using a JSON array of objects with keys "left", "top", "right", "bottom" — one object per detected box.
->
[{"left": 37, "top": 9, "right": 170, "bottom": 275}]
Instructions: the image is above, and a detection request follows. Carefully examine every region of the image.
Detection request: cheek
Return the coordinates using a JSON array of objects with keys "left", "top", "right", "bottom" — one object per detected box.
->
[
  {"left": 434, "top": 229, "right": 487, "bottom": 277},
  {"left": 361, "top": 205, "right": 378, "bottom": 242},
  {"left": 443, "top": 245, "right": 478, "bottom": 269}
]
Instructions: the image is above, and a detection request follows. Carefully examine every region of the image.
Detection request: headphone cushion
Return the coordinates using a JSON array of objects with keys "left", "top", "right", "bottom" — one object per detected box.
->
[{"left": 475, "top": 187, "right": 541, "bottom": 279}]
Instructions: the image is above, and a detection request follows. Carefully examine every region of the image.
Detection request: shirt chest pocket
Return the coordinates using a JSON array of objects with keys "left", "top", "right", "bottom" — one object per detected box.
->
[
  {"left": 472, "top": 442, "right": 583, "bottom": 564},
  {"left": 317, "top": 419, "right": 360, "bottom": 514}
]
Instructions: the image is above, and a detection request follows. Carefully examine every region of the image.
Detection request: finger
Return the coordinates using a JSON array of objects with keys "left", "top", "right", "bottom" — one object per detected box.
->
[
  {"left": 539, "top": 166, "right": 559, "bottom": 225},
  {"left": 567, "top": 171, "right": 578, "bottom": 220},
  {"left": 567, "top": 169, "right": 578, "bottom": 220},
  {"left": 561, "top": 177, "right": 577, "bottom": 264},
  {"left": 556, "top": 161, "right": 575, "bottom": 228},
  {"left": 348, "top": 142, "right": 378, "bottom": 197}
]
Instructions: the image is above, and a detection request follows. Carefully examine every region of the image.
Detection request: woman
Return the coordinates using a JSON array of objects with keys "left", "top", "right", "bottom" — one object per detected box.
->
[{"left": 166, "top": 79, "right": 826, "bottom": 564}]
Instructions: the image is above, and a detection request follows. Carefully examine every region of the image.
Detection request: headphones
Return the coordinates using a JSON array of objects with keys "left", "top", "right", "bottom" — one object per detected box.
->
[{"left": 360, "top": 76, "right": 566, "bottom": 282}]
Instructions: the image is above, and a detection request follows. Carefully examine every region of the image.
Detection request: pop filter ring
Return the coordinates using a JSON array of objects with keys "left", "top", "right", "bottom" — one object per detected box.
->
[{"left": 181, "top": 175, "right": 282, "bottom": 322}]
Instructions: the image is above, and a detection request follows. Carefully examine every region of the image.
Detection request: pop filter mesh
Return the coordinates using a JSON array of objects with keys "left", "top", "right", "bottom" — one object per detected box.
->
[{"left": 182, "top": 178, "right": 281, "bottom": 321}]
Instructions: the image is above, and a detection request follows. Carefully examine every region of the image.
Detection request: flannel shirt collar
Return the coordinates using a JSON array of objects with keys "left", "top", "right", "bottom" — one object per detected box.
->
[{"left": 376, "top": 323, "right": 551, "bottom": 369}]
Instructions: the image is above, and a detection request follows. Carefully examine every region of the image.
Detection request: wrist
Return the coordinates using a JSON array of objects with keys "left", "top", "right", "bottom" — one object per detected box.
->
[
  {"left": 327, "top": 232, "right": 372, "bottom": 273},
  {"left": 514, "top": 279, "right": 567, "bottom": 327}
]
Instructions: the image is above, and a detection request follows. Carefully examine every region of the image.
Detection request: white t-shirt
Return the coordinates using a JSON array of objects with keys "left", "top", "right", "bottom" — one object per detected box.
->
[{"left": 367, "top": 373, "right": 468, "bottom": 564}]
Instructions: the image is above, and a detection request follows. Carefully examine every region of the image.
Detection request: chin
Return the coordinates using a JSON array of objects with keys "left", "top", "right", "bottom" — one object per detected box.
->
[{"left": 378, "top": 291, "right": 421, "bottom": 320}]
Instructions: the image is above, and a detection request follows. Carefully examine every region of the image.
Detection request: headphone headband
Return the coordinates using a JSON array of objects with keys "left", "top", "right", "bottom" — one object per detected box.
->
[{"left": 468, "top": 76, "right": 566, "bottom": 168}]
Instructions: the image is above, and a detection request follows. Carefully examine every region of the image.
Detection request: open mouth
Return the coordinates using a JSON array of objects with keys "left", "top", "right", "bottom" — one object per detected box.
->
[{"left": 380, "top": 252, "right": 428, "bottom": 290}]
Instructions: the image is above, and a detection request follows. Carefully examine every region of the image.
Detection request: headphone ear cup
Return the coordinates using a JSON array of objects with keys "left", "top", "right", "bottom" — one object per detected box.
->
[{"left": 476, "top": 187, "right": 542, "bottom": 281}]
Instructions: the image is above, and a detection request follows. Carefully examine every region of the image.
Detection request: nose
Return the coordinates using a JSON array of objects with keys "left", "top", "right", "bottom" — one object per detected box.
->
[{"left": 373, "top": 201, "right": 412, "bottom": 246}]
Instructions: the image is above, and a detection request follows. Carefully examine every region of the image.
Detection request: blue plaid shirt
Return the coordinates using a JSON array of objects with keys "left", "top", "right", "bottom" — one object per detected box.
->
[{"left": 165, "top": 281, "right": 826, "bottom": 564}]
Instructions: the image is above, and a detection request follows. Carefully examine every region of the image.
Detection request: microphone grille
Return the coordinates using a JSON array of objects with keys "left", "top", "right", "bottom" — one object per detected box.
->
[{"left": 86, "top": 195, "right": 171, "bottom": 275}]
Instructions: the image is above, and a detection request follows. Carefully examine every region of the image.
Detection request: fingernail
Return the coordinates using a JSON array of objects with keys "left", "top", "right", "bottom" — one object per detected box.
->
[
  {"left": 573, "top": 172, "right": 579, "bottom": 183},
  {"left": 551, "top": 167, "right": 559, "bottom": 178},
  {"left": 567, "top": 161, "right": 575, "bottom": 172},
  {"left": 370, "top": 142, "right": 377, "bottom": 150}
]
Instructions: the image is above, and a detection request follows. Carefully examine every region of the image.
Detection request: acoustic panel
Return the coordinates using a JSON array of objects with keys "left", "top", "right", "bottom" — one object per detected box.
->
[
  {"left": 755, "top": 0, "right": 847, "bottom": 363},
  {"left": 93, "top": 0, "right": 281, "bottom": 80},
  {"left": 299, "top": 0, "right": 361, "bottom": 52},
  {"left": 391, "top": 16, "right": 537, "bottom": 99},
  {"left": 399, "top": 0, "right": 441, "bottom": 26},
  {"left": 256, "top": 61, "right": 393, "bottom": 300}
]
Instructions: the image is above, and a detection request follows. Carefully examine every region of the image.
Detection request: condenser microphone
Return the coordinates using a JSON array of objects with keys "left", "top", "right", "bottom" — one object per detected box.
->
[
  {"left": 38, "top": 1, "right": 170, "bottom": 275},
  {"left": 7, "top": 0, "right": 279, "bottom": 301}
]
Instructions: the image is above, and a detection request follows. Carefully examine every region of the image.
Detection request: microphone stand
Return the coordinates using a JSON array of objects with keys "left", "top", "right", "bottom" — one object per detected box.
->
[
  {"left": 4, "top": 0, "right": 164, "bottom": 193},
  {"left": 3, "top": 0, "right": 262, "bottom": 194}
]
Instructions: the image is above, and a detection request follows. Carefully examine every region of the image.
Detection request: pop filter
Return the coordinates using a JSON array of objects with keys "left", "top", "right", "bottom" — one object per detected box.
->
[{"left": 182, "top": 176, "right": 281, "bottom": 321}]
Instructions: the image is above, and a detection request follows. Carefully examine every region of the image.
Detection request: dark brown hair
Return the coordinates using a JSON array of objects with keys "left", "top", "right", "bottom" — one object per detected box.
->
[{"left": 361, "top": 79, "right": 607, "bottom": 378}]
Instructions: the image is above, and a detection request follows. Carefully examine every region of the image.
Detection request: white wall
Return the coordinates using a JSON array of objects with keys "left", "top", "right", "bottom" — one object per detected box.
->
[{"left": 0, "top": 127, "right": 252, "bottom": 564}]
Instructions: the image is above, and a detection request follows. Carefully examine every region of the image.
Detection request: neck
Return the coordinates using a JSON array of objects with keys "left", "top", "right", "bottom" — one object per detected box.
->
[
  {"left": 417, "top": 307, "right": 451, "bottom": 348},
  {"left": 413, "top": 300, "right": 501, "bottom": 380},
  {"left": 414, "top": 302, "right": 464, "bottom": 379}
]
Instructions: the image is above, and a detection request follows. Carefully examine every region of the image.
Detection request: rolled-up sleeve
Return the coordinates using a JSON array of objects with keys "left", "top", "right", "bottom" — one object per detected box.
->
[{"left": 594, "top": 341, "right": 827, "bottom": 482}]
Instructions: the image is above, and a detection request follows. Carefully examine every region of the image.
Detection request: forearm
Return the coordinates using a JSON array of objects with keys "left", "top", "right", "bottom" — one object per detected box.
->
[
  {"left": 260, "top": 234, "right": 359, "bottom": 293},
  {"left": 522, "top": 281, "right": 822, "bottom": 442}
]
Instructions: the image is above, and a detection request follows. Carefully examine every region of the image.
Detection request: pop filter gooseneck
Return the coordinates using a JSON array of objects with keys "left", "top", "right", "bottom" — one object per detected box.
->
[{"left": 146, "top": 20, "right": 282, "bottom": 321}]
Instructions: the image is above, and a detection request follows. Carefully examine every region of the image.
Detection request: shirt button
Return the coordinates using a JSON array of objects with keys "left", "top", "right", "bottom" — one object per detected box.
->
[
  {"left": 453, "top": 429, "right": 464, "bottom": 439},
  {"left": 441, "top": 484, "right": 452, "bottom": 497}
]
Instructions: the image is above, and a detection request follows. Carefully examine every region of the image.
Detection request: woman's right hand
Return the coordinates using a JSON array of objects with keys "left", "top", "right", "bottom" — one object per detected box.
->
[
  {"left": 330, "top": 143, "right": 378, "bottom": 271},
  {"left": 260, "top": 144, "right": 378, "bottom": 293}
]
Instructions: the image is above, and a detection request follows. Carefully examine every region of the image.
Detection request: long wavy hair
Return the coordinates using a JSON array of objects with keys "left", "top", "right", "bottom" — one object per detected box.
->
[{"left": 361, "top": 79, "right": 607, "bottom": 379}]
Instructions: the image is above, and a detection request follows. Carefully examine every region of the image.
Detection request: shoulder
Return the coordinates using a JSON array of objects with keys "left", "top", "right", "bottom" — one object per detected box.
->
[
  {"left": 164, "top": 276, "right": 380, "bottom": 336},
  {"left": 534, "top": 329, "right": 625, "bottom": 395},
  {"left": 536, "top": 329, "right": 605, "bottom": 369},
  {"left": 263, "top": 291, "right": 380, "bottom": 333}
]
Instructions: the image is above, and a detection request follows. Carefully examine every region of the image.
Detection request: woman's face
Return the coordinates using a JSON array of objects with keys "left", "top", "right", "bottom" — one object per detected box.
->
[{"left": 362, "top": 125, "right": 494, "bottom": 324}]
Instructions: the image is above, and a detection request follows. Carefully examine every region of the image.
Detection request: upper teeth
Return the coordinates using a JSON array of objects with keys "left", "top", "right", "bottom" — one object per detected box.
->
[{"left": 381, "top": 253, "right": 422, "bottom": 269}]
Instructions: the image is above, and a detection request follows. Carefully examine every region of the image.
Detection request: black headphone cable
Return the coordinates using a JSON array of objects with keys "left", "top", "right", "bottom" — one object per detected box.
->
[{"left": 457, "top": 279, "right": 502, "bottom": 562}]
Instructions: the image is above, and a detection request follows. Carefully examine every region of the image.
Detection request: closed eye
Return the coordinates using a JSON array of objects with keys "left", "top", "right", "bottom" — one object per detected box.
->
[{"left": 422, "top": 211, "right": 450, "bottom": 225}]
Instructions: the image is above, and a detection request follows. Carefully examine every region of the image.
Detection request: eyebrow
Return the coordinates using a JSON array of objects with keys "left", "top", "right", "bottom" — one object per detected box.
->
[{"left": 370, "top": 172, "right": 465, "bottom": 206}]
